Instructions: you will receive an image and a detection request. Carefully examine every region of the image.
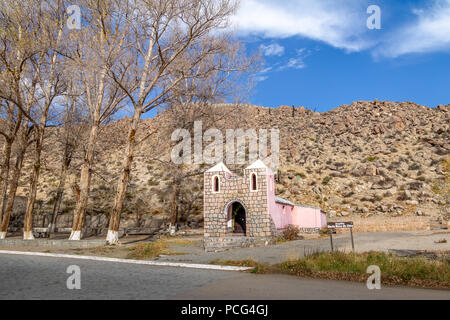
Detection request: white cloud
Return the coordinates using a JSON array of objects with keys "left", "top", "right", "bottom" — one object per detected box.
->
[
  {"left": 278, "top": 48, "right": 311, "bottom": 71},
  {"left": 283, "top": 57, "right": 306, "bottom": 70},
  {"left": 260, "top": 66, "right": 273, "bottom": 73},
  {"left": 255, "top": 75, "right": 269, "bottom": 82},
  {"left": 375, "top": 0, "right": 450, "bottom": 57},
  {"left": 233, "top": 0, "right": 450, "bottom": 59},
  {"left": 232, "top": 0, "right": 373, "bottom": 52},
  {"left": 260, "top": 43, "right": 285, "bottom": 56}
]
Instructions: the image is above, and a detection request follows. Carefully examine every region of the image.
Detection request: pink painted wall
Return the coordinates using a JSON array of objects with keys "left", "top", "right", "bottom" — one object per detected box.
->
[
  {"left": 292, "top": 206, "right": 326, "bottom": 229},
  {"left": 266, "top": 169, "right": 281, "bottom": 226},
  {"left": 265, "top": 168, "right": 327, "bottom": 230},
  {"left": 270, "top": 203, "right": 294, "bottom": 229}
]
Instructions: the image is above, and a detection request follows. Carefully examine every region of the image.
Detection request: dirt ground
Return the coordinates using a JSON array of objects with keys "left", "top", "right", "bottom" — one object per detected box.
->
[{"left": 0, "top": 229, "right": 449, "bottom": 265}]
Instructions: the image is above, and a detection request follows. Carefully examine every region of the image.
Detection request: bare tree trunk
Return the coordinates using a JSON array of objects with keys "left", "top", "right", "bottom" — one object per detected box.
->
[
  {"left": 49, "top": 153, "right": 71, "bottom": 234},
  {"left": 0, "top": 141, "right": 12, "bottom": 222},
  {"left": 106, "top": 110, "right": 141, "bottom": 244},
  {"left": 69, "top": 120, "right": 99, "bottom": 240},
  {"left": 22, "top": 20, "right": 63, "bottom": 240},
  {"left": 169, "top": 180, "right": 180, "bottom": 236},
  {"left": 23, "top": 130, "right": 44, "bottom": 240},
  {"left": 0, "top": 132, "right": 27, "bottom": 239},
  {"left": 0, "top": 109, "right": 22, "bottom": 222}
]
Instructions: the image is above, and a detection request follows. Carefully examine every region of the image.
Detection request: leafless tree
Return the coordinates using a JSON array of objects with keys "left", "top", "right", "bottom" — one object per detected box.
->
[
  {"left": 64, "top": 0, "right": 131, "bottom": 240},
  {"left": 0, "top": 100, "right": 23, "bottom": 223},
  {"left": 105, "top": 0, "right": 257, "bottom": 244},
  {"left": 48, "top": 80, "right": 88, "bottom": 234},
  {"left": 0, "top": 118, "right": 34, "bottom": 239},
  {"left": 0, "top": 0, "right": 258, "bottom": 241},
  {"left": 0, "top": 0, "right": 62, "bottom": 239}
]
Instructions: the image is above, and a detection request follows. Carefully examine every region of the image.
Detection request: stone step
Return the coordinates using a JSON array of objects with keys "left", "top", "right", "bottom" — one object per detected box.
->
[{"left": 204, "top": 236, "right": 275, "bottom": 252}]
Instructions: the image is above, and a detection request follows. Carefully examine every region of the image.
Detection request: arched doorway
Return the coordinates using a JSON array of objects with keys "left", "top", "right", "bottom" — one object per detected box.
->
[{"left": 226, "top": 201, "right": 247, "bottom": 235}]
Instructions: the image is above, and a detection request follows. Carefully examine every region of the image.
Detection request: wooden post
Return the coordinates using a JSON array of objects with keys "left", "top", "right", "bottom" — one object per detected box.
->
[
  {"left": 350, "top": 227, "right": 355, "bottom": 252},
  {"left": 329, "top": 232, "right": 334, "bottom": 252}
]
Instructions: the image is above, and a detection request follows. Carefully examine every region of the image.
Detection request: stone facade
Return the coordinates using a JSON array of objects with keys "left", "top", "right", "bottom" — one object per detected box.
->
[
  {"left": 204, "top": 236, "right": 276, "bottom": 251},
  {"left": 331, "top": 216, "right": 432, "bottom": 233},
  {"left": 203, "top": 161, "right": 279, "bottom": 251}
]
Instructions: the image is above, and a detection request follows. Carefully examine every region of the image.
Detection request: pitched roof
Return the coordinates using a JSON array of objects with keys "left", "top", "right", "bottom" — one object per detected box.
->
[
  {"left": 275, "top": 196, "right": 295, "bottom": 206},
  {"left": 206, "top": 162, "right": 232, "bottom": 174},
  {"left": 246, "top": 159, "right": 268, "bottom": 170},
  {"left": 275, "top": 196, "right": 322, "bottom": 210}
]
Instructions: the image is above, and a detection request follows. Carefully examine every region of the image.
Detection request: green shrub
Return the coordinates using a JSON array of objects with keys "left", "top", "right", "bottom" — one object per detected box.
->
[
  {"left": 147, "top": 178, "right": 159, "bottom": 186},
  {"left": 322, "top": 176, "right": 332, "bottom": 185},
  {"left": 296, "top": 172, "right": 306, "bottom": 178},
  {"left": 408, "top": 163, "right": 421, "bottom": 171}
]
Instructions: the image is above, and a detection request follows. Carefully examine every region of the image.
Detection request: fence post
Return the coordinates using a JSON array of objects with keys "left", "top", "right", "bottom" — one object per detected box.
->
[
  {"left": 329, "top": 232, "right": 334, "bottom": 252},
  {"left": 350, "top": 227, "right": 355, "bottom": 252}
]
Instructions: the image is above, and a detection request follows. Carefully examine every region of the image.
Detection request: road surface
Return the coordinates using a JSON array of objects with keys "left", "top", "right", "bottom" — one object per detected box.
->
[{"left": 0, "top": 253, "right": 448, "bottom": 300}]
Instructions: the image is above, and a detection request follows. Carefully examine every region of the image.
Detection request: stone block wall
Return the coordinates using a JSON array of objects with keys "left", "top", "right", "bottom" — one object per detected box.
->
[
  {"left": 203, "top": 236, "right": 276, "bottom": 252},
  {"left": 203, "top": 167, "right": 277, "bottom": 249},
  {"left": 331, "top": 216, "right": 432, "bottom": 233}
]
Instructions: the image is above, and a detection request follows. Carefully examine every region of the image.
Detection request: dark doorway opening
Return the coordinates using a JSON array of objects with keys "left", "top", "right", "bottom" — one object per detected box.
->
[{"left": 231, "top": 202, "right": 246, "bottom": 235}]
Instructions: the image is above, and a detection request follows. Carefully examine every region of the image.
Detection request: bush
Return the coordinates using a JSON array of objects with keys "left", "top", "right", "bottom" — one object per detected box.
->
[
  {"left": 322, "top": 176, "right": 332, "bottom": 185},
  {"left": 296, "top": 172, "right": 306, "bottom": 178},
  {"left": 147, "top": 178, "right": 159, "bottom": 186},
  {"left": 408, "top": 182, "right": 423, "bottom": 191},
  {"left": 409, "top": 163, "right": 421, "bottom": 171},
  {"left": 281, "top": 225, "right": 302, "bottom": 241}
]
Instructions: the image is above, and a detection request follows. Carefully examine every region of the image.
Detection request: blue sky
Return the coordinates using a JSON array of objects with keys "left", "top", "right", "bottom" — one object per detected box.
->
[{"left": 233, "top": 0, "right": 450, "bottom": 112}]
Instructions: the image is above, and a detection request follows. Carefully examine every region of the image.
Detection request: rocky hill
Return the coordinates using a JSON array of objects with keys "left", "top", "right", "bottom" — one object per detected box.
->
[{"left": 7, "top": 100, "right": 450, "bottom": 232}]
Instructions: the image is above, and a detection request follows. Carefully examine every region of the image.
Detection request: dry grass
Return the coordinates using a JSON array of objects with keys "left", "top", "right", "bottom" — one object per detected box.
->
[
  {"left": 127, "top": 241, "right": 174, "bottom": 260},
  {"left": 90, "top": 246, "right": 116, "bottom": 254},
  {"left": 211, "top": 251, "right": 450, "bottom": 289},
  {"left": 163, "top": 238, "right": 198, "bottom": 246},
  {"left": 126, "top": 238, "right": 196, "bottom": 260},
  {"left": 210, "top": 259, "right": 271, "bottom": 274}
]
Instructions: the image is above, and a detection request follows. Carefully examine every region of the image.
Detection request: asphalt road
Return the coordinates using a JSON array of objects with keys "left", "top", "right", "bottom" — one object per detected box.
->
[{"left": 0, "top": 253, "right": 448, "bottom": 300}]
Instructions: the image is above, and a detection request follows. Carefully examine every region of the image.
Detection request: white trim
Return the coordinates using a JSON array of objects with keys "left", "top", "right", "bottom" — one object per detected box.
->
[
  {"left": 206, "top": 162, "right": 232, "bottom": 174},
  {"left": 69, "top": 230, "right": 81, "bottom": 241},
  {"left": 106, "top": 230, "right": 119, "bottom": 244},
  {"left": 246, "top": 159, "right": 267, "bottom": 169},
  {"left": 23, "top": 231, "right": 35, "bottom": 240},
  {"left": 249, "top": 172, "right": 258, "bottom": 192},
  {"left": 212, "top": 175, "right": 220, "bottom": 193},
  {"left": 0, "top": 250, "right": 252, "bottom": 271}
]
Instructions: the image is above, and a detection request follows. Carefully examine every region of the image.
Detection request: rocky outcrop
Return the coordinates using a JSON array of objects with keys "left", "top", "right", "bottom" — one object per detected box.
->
[{"left": 5, "top": 100, "right": 449, "bottom": 231}]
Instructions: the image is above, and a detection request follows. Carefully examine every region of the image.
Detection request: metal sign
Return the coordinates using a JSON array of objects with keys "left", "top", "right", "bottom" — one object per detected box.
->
[
  {"left": 328, "top": 222, "right": 354, "bottom": 229},
  {"left": 327, "top": 221, "right": 355, "bottom": 252}
]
